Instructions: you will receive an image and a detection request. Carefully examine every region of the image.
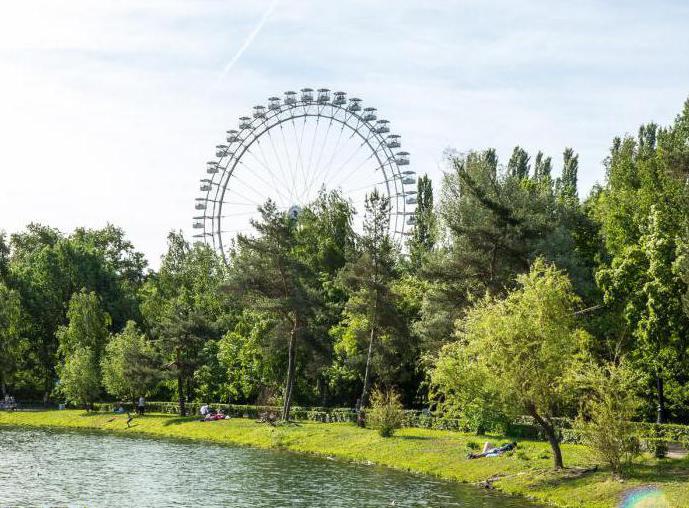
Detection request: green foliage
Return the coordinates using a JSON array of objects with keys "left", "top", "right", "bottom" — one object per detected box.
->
[
  {"left": 56, "top": 290, "right": 111, "bottom": 358},
  {"left": 140, "top": 232, "right": 227, "bottom": 415},
  {"left": 557, "top": 148, "right": 579, "bottom": 199},
  {"left": 101, "top": 321, "right": 162, "bottom": 402},
  {"left": 56, "top": 290, "right": 111, "bottom": 405},
  {"left": 507, "top": 146, "right": 530, "bottom": 179},
  {"left": 572, "top": 359, "right": 641, "bottom": 477},
  {"left": 0, "top": 282, "right": 25, "bottom": 395},
  {"left": 217, "top": 311, "right": 281, "bottom": 402},
  {"left": 432, "top": 259, "right": 586, "bottom": 468},
  {"left": 334, "top": 190, "right": 410, "bottom": 408},
  {"left": 229, "top": 200, "right": 320, "bottom": 419},
  {"left": 366, "top": 387, "right": 404, "bottom": 437},
  {"left": 58, "top": 346, "right": 101, "bottom": 407},
  {"left": 416, "top": 147, "right": 594, "bottom": 355},
  {"left": 409, "top": 174, "right": 436, "bottom": 267}
]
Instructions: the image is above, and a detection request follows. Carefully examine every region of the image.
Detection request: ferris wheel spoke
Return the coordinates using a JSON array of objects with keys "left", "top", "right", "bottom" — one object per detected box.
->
[
  {"left": 265, "top": 129, "right": 297, "bottom": 203},
  {"left": 307, "top": 116, "right": 335, "bottom": 196},
  {"left": 278, "top": 125, "right": 301, "bottom": 204},
  {"left": 218, "top": 210, "right": 265, "bottom": 218},
  {"left": 302, "top": 114, "right": 324, "bottom": 202},
  {"left": 230, "top": 174, "right": 274, "bottom": 204},
  {"left": 246, "top": 141, "right": 292, "bottom": 203},
  {"left": 323, "top": 130, "right": 376, "bottom": 190},
  {"left": 318, "top": 121, "right": 361, "bottom": 191},
  {"left": 341, "top": 179, "right": 389, "bottom": 195},
  {"left": 220, "top": 198, "right": 263, "bottom": 207},
  {"left": 289, "top": 118, "right": 308, "bottom": 195},
  {"left": 237, "top": 159, "right": 291, "bottom": 204},
  {"left": 330, "top": 150, "right": 379, "bottom": 192}
]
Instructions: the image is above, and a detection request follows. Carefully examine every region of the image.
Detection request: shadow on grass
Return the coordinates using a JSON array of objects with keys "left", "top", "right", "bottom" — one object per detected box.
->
[
  {"left": 522, "top": 456, "right": 689, "bottom": 492},
  {"left": 162, "top": 416, "right": 200, "bottom": 427},
  {"left": 624, "top": 459, "right": 689, "bottom": 483},
  {"left": 396, "top": 435, "right": 432, "bottom": 441}
]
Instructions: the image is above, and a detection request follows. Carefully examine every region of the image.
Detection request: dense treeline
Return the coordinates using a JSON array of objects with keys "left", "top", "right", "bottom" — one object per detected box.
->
[{"left": 3, "top": 99, "right": 689, "bottom": 448}]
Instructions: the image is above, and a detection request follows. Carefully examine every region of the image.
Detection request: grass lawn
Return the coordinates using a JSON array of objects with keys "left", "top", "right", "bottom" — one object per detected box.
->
[{"left": 1, "top": 410, "right": 687, "bottom": 507}]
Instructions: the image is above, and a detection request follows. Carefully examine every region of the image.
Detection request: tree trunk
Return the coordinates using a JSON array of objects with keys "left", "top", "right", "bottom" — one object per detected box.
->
[
  {"left": 176, "top": 349, "right": 186, "bottom": 417},
  {"left": 358, "top": 297, "right": 378, "bottom": 427},
  {"left": 1, "top": 374, "right": 6, "bottom": 399},
  {"left": 656, "top": 371, "right": 666, "bottom": 424},
  {"left": 528, "top": 405, "right": 564, "bottom": 469},
  {"left": 282, "top": 320, "right": 298, "bottom": 421}
]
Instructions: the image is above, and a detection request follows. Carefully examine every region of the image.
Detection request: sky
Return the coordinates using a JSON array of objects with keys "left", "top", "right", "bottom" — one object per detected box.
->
[{"left": 1, "top": 0, "right": 688, "bottom": 266}]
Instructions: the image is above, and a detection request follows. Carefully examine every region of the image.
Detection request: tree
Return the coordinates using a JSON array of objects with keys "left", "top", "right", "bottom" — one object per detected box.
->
[
  {"left": 507, "top": 146, "right": 530, "bottom": 179},
  {"left": 102, "top": 321, "right": 162, "bottom": 404},
  {"left": 56, "top": 290, "right": 111, "bottom": 359},
  {"left": 292, "top": 190, "right": 357, "bottom": 405},
  {"left": 0, "top": 232, "right": 9, "bottom": 280},
  {"left": 228, "top": 201, "right": 319, "bottom": 420},
  {"left": 597, "top": 206, "right": 689, "bottom": 422},
  {"left": 533, "top": 151, "right": 552, "bottom": 181},
  {"left": 140, "top": 232, "right": 225, "bottom": 416},
  {"left": 558, "top": 148, "right": 579, "bottom": 199},
  {"left": 591, "top": 103, "right": 689, "bottom": 421},
  {"left": 432, "top": 259, "right": 586, "bottom": 469},
  {"left": 7, "top": 223, "right": 147, "bottom": 399},
  {"left": 218, "top": 311, "right": 282, "bottom": 403},
  {"left": 56, "top": 290, "right": 111, "bottom": 406},
  {"left": 59, "top": 346, "right": 101, "bottom": 408},
  {"left": 409, "top": 174, "right": 436, "bottom": 267},
  {"left": 0, "top": 283, "right": 24, "bottom": 397},
  {"left": 334, "top": 190, "right": 406, "bottom": 417},
  {"left": 415, "top": 148, "right": 594, "bottom": 352}
]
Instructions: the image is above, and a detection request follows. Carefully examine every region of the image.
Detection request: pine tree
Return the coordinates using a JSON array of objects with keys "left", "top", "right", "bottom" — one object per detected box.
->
[
  {"left": 228, "top": 200, "right": 318, "bottom": 420},
  {"left": 335, "top": 190, "right": 404, "bottom": 422}
]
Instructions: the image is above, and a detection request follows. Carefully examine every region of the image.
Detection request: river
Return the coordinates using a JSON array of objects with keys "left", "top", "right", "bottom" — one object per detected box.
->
[{"left": 0, "top": 427, "right": 542, "bottom": 507}]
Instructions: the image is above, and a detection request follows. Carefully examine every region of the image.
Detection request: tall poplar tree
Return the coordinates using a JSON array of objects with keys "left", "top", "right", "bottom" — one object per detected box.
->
[{"left": 409, "top": 174, "right": 436, "bottom": 267}]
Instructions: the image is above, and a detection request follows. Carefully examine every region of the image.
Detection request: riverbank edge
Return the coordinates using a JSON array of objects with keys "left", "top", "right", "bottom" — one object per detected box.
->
[{"left": 1, "top": 410, "right": 682, "bottom": 508}]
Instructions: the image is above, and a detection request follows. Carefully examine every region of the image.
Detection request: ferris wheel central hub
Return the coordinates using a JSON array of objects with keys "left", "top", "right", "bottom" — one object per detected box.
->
[
  {"left": 193, "top": 87, "right": 417, "bottom": 264},
  {"left": 288, "top": 205, "right": 301, "bottom": 220}
]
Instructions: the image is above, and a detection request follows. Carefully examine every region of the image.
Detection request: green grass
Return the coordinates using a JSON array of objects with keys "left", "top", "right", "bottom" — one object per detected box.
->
[{"left": 1, "top": 410, "right": 687, "bottom": 507}]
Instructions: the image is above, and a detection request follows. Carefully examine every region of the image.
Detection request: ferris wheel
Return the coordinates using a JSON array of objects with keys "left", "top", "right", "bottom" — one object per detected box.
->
[{"left": 193, "top": 88, "right": 417, "bottom": 263}]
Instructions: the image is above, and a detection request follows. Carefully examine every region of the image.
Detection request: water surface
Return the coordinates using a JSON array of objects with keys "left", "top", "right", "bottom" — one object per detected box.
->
[{"left": 0, "top": 426, "right": 541, "bottom": 507}]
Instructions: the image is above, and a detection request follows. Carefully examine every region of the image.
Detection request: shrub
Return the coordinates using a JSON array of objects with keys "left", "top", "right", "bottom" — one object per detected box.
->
[
  {"left": 366, "top": 387, "right": 404, "bottom": 437},
  {"left": 573, "top": 360, "right": 641, "bottom": 478}
]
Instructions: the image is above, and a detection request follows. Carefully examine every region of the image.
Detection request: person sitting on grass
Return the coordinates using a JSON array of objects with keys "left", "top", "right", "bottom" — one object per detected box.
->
[{"left": 467, "top": 441, "right": 517, "bottom": 459}]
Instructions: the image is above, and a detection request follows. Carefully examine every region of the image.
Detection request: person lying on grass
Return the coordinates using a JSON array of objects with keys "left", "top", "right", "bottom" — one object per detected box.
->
[
  {"left": 200, "top": 409, "right": 229, "bottom": 421},
  {"left": 467, "top": 442, "right": 517, "bottom": 459}
]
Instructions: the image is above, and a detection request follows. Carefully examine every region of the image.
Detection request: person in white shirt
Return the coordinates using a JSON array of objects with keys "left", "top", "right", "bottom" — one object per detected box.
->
[
  {"left": 137, "top": 396, "right": 145, "bottom": 415},
  {"left": 200, "top": 404, "right": 210, "bottom": 416}
]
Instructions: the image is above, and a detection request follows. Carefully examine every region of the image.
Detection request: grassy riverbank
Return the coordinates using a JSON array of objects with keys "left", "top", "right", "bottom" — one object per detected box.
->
[{"left": 1, "top": 410, "right": 686, "bottom": 507}]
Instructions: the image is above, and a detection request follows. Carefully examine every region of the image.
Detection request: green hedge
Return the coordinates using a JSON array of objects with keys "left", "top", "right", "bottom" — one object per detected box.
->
[
  {"left": 92, "top": 402, "right": 358, "bottom": 423},
  {"left": 90, "top": 401, "right": 689, "bottom": 447}
]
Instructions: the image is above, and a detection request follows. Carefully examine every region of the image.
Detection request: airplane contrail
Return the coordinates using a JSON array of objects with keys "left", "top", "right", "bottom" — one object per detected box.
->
[{"left": 219, "top": 0, "right": 280, "bottom": 79}]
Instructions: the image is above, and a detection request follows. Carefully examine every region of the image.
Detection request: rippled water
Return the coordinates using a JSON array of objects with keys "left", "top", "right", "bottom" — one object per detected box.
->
[{"left": 0, "top": 427, "right": 540, "bottom": 507}]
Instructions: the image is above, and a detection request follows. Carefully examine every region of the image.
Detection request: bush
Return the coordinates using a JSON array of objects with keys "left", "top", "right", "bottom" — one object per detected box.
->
[
  {"left": 573, "top": 360, "right": 641, "bottom": 478},
  {"left": 366, "top": 388, "right": 404, "bottom": 437}
]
